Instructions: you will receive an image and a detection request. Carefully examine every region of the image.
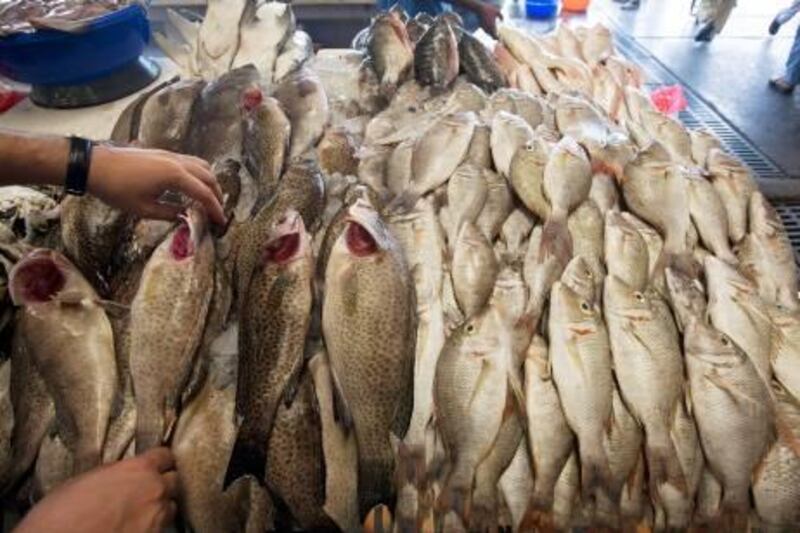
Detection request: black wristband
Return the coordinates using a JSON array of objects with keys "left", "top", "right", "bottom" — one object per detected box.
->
[{"left": 65, "top": 136, "right": 93, "bottom": 196}]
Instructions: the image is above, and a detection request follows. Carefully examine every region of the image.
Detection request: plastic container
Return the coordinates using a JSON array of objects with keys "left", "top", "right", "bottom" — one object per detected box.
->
[
  {"left": 563, "top": 0, "right": 590, "bottom": 12},
  {"left": 525, "top": 0, "right": 560, "bottom": 19},
  {"left": 0, "top": 4, "right": 150, "bottom": 86}
]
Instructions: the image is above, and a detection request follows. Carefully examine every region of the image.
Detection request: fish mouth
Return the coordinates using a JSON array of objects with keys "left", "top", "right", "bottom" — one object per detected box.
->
[
  {"left": 344, "top": 199, "right": 389, "bottom": 257},
  {"left": 9, "top": 249, "right": 66, "bottom": 305},
  {"left": 170, "top": 209, "right": 207, "bottom": 261},
  {"left": 264, "top": 210, "right": 307, "bottom": 265},
  {"left": 241, "top": 86, "right": 264, "bottom": 113}
]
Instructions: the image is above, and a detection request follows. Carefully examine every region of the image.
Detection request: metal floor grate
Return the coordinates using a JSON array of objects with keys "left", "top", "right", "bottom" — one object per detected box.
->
[{"left": 609, "top": 26, "right": 800, "bottom": 265}]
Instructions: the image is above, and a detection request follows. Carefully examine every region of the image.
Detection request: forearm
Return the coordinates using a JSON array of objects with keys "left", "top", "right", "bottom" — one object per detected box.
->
[{"left": 0, "top": 130, "right": 71, "bottom": 188}]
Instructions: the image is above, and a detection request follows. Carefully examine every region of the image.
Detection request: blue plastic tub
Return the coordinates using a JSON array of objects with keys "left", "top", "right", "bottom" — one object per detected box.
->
[
  {"left": 526, "top": 0, "right": 560, "bottom": 19},
  {"left": 0, "top": 4, "right": 150, "bottom": 86}
]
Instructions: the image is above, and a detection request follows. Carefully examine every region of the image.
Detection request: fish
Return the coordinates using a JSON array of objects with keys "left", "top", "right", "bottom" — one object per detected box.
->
[
  {"left": 596, "top": 388, "right": 642, "bottom": 523},
  {"left": 705, "top": 255, "right": 773, "bottom": 382},
  {"left": 186, "top": 66, "right": 261, "bottom": 162},
  {"left": 451, "top": 222, "right": 498, "bottom": 319},
  {"left": 508, "top": 139, "right": 551, "bottom": 220},
  {"left": 309, "top": 350, "right": 360, "bottom": 532},
  {"left": 499, "top": 209, "right": 534, "bottom": 262},
  {"left": 752, "top": 383, "right": 800, "bottom": 528},
  {"left": 274, "top": 67, "right": 330, "bottom": 159},
  {"left": 560, "top": 255, "right": 598, "bottom": 306},
  {"left": 225, "top": 209, "right": 314, "bottom": 487},
  {"left": 173, "top": 323, "right": 272, "bottom": 533},
  {"left": 523, "top": 226, "right": 567, "bottom": 324},
  {"left": 465, "top": 122, "right": 492, "bottom": 169},
  {"left": 489, "top": 265, "right": 531, "bottom": 361},
  {"left": 655, "top": 395, "right": 703, "bottom": 529},
  {"left": 639, "top": 108, "right": 693, "bottom": 165},
  {"left": 406, "top": 17, "right": 429, "bottom": 44},
  {"left": 194, "top": 0, "right": 246, "bottom": 77},
  {"left": 770, "top": 307, "right": 800, "bottom": 404},
  {"left": 475, "top": 169, "right": 513, "bottom": 241},
  {"left": 10, "top": 249, "right": 116, "bottom": 475},
  {"left": 738, "top": 191, "right": 798, "bottom": 311},
  {"left": 497, "top": 440, "right": 534, "bottom": 531},
  {"left": 138, "top": 79, "right": 204, "bottom": 152},
  {"left": 445, "top": 163, "right": 487, "bottom": 247},
  {"left": 684, "top": 320, "right": 773, "bottom": 513},
  {"left": 523, "top": 335, "right": 574, "bottom": 510},
  {"left": 549, "top": 281, "right": 614, "bottom": 499},
  {"left": 567, "top": 201, "right": 605, "bottom": 288},
  {"left": 1, "top": 326, "right": 54, "bottom": 492},
  {"left": 664, "top": 267, "right": 707, "bottom": 332},
  {"left": 581, "top": 24, "right": 614, "bottom": 65},
  {"left": 603, "top": 275, "right": 687, "bottom": 495},
  {"left": 357, "top": 144, "right": 392, "bottom": 199},
  {"left": 317, "top": 127, "right": 360, "bottom": 178},
  {"left": 541, "top": 136, "right": 592, "bottom": 265},
  {"left": 130, "top": 209, "right": 215, "bottom": 452},
  {"left": 434, "top": 307, "right": 512, "bottom": 519},
  {"left": 706, "top": 148, "right": 756, "bottom": 244},
  {"left": 589, "top": 173, "right": 619, "bottom": 214},
  {"left": 604, "top": 210, "right": 649, "bottom": 291},
  {"left": 689, "top": 129, "right": 722, "bottom": 168},
  {"left": 388, "top": 198, "right": 446, "bottom": 446},
  {"left": 490, "top": 111, "right": 535, "bottom": 177},
  {"left": 233, "top": 1, "right": 295, "bottom": 79},
  {"left": 555, "top": 24, "right": 583, "bottom": 61},
  {"left": 553, "top": 93, "right": 608, "bottom": 142},
  {"left": 367, "top": 12, "right": 414, "bottom": 96},
  {"left": 322, "top": 198, "right": 415, "bottom": 518},
  {"left": 399, "top": 112, "right": 476, "bottom": 206},
  {"left": 493, "top": 43, "right": 541, "bottom": 95},
  {"left": 415, "top": 17, "right": 459, "bottom": 91},
  {"left": 621, "top": 212, "right": 666, "bottom": 289},
  {"left": 110, "top": 78, "right": 178, "bottom": 144},
  {"left": 695, "top": 468, "right": 723, "bottom": 524},
  {"left": 267, "top": 372, "right": 338, "bottom": 530},
  {"left": 60, "top": 195, "right": 130, "bottom": 294},
  {"left": 685, "top": 170, "right": 737, "bottom": 264},
  {"left": 458, "top": 32, "right": 506, "bottom": 93},
  {"left": 274, "top": 30, "right": 314, "bottom": 84},
  {"left": 471, "top": 409, "right": 524, "bottom": 531},
  {"left": 241, "top": 90, "right": 291, "bottom": 200}
]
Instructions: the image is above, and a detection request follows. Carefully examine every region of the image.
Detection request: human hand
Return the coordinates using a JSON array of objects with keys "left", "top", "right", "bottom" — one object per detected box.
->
[
  {"left": 478, "top": 2, "right": 502, "bottom": 37},
  {"left": 15, "top": 447, "right": 179, "bottom": 533},
  {"left": 88, "top": 144, "right": 226, "bottom": 225}
]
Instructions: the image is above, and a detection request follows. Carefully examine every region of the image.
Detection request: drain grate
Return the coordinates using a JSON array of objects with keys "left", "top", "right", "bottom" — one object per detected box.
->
[{"left": 608, "top": 25, "right": 800, "bottom": 264}]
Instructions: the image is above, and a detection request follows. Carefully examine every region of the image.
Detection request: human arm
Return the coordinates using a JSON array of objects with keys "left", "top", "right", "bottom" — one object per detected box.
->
[
  {"left": 449, "top": 0, "right": 502, "bottom": 36},
  {"left": 15, "top": 448, "right": 179, "bottom": 533},
  {"left": 0, "top": 130, "right": 225, "bottom": 224}
]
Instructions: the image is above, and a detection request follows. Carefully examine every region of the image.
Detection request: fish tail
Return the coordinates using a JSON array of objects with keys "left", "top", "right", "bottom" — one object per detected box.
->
[
  {"left": 519, "top": 500, "right": 555, "bottom": 532},
  {"left": 135, "top": 411, "right": 165, "bottom": 454},
  {"left": 358, "top": 445, "right": 396, "bottom": 521},
  {"left": 223, "top": 429, "right": 267, "bottom": 489},
  {"left": 540, "top": 215, "right": 573, "bottom": 267},
  {"left": 578, "top": 444, "right": 615, "bottom": 502},
  {"left": 645, "top": 436, "right": 687, "bottom": 501},
  {"left": 530, "top": 481, "right": 555, "bottom": 511},
  {"left": 436, "top": 481, "right": 470, "bottom": 524}
]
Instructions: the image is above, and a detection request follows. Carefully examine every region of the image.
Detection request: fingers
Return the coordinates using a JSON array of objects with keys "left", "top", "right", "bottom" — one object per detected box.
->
[
  {"left": 180, "top": 157, "right": 224, "bottom": 203},
  {"left": 172, "top": 171, "right": 227, "bottom": 226},
  {"left": 139, "top": 447, "right": 176, "bottom": 474}
]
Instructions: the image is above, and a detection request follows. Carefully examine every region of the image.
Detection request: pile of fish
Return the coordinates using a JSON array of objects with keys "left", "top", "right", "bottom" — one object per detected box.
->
[
  {"left": 0, "top": 0, "right": 136, "bottom": 35},
  {"left": 0, "top": 3, "right": 799, "bottom": 531}
]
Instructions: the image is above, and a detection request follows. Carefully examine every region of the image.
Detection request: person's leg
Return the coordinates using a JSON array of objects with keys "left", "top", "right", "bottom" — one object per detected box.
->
[{"left": 770, "top": 24, "right": 800, "bottom": 93}]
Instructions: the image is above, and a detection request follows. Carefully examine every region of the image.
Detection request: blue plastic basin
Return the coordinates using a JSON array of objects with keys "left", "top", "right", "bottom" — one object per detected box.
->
[
  {"left": 526, "top": 0, "right": 560, "bottom": 19},
  {"left": 0, "top": 4, "right": 150, "bottom": 86}
]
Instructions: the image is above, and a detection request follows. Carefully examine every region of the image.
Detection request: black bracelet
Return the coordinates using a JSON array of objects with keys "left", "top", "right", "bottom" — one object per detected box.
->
[{"left": 65, "top": 136, "right": 93, "bottom": 196}]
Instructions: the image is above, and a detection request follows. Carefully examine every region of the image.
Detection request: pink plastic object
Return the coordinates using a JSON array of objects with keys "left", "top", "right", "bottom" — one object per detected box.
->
[{"left": 650, "top": 84, "right": 688, "bottom": 116}]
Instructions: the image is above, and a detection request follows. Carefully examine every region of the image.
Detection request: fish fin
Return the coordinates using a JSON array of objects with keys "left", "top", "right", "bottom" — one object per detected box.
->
[
  {"left": 519, "top": 502, "right": 555, "bottom": 532},
  {"left": 329, "top": 365, "right": 354, "bottom": 431},
  {"left": 506, "top": 370, "right": 528, "bottom": 425},
  {"left": 386, "top": 190, "right": 419, "bottom": 216},
  {"left": 223, "top": 430, "right": 267, "bottom": 489},
  {"left": 540, "top": 216, "right": 572, "bottom": 267},
  {"left": 153, "top": 32, "right": 191, "bottom": 72},
  {"left": 578, "top": 445, "right": 616, "bottom": 502},
  {"left": 281, "top": 365, "right": 303, "bottom": 409},
  {"left": 357, "top": 452, "right": 396, "bottom": 521}
]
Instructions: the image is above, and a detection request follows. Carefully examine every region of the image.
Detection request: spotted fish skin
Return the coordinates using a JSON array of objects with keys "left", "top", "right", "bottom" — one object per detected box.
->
[
  {"left": 414, "top": 17, "right": 459, "bottom": 92},
  {"left": 458, "top": 31, "right": 507, "bottom": 93}
]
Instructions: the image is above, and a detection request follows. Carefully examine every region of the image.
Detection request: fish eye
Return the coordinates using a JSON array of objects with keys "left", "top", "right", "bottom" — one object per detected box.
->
[
  {"left": 466, "top": 323, "right": 476, "bottom": 334},
  {"left": 580, "top": 301, "right": 591, "bottom": 311},
  {"left": 634, "top": 292, "right": 645, "bottom": 302},
  {"left": 721, "top": 336, "right": 730, "bottom": 346},
  {"left": 584, "top": 269, "right": 592, "bottom": 278}
]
